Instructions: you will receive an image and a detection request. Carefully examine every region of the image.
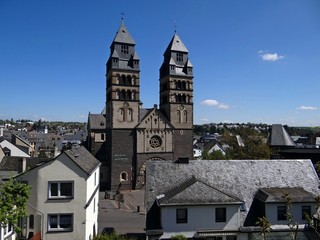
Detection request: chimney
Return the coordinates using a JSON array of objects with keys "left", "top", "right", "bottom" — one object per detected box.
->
[
  {"left": 0, "top": 127, "right": 3, "bottom": 137},
  {"left": 22, "top": 157, "right": 27, "bottom": 172}
]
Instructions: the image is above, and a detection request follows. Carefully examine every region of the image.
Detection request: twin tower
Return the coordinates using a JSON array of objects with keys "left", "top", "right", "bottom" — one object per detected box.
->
[{"left": 88, "top": 20, "right": 194, "bottom": 190}]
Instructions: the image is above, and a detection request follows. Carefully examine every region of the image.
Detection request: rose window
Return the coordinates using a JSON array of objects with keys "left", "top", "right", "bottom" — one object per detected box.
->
[{"left": 149, "top": 135, "right": 162, "bottom": 149}]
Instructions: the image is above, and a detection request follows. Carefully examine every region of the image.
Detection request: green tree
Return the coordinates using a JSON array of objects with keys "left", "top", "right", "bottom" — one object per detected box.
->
[
  {"left": 256, "top": 216, "right": 271, "bottom": 240},
  {"left": 222, "top": 128, "right": 270, "bottom": 159},
  {"left": 0, "top": 177, "right": 31, "bottom": 232},
  {"left": 202, "top": 149, "right": 227, "bottom": 160},
  {"left": 93, "top": 233, "right": 136, "bottom": 240},
  {"left": 171, "top": 234, "right": 187, "bottom": 240}
]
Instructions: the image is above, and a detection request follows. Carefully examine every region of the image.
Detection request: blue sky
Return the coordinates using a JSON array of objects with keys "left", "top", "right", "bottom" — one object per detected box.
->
[{"left": 1, "top": 0, "right": 319, "bottom": 126}]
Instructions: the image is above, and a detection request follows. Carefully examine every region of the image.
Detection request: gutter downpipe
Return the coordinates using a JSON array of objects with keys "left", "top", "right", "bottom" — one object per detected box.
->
[{"left": 27, "top": 203, "right": 45, "bottom": 240}]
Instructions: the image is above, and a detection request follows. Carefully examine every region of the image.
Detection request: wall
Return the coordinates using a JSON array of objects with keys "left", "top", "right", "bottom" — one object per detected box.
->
[{"left": 161, "top": 205, "right": 240, "bottom": 233}]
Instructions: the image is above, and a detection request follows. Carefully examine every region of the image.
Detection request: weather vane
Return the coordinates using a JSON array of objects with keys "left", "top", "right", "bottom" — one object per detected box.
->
[{"left": 174, "top": 20, "right": 177, "bottom": 33}]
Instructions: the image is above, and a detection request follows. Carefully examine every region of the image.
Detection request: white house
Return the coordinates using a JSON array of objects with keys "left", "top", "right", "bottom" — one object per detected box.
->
[
  {"left": 145, "top": 159, "right": 320, "bottom": 240},
  {"left": 0, "top": 139, "right": 30, "bottom": 159},
  {"left": 16, "top": 146, "right": 101, "bottom": 240}
]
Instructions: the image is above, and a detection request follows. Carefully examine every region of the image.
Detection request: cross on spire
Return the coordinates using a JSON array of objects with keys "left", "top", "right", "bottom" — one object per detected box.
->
[{"left": 121, "top": 12, "right": 125, "bottom": 21}]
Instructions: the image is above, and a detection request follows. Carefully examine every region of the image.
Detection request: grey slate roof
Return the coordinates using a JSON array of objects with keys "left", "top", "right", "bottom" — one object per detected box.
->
[
  {"left": 146, "top": 159, "right": 320, "bottom": 225},
  {"left": 165, "top": 33, "right": 188, "bottom": 53},
  {"left": 157, "top": 176, "right": 242, "bottom": 206},
  {"left": 270, "top": 124, "right": 295, "bottom": 146},
  {"left": 64, "top": 146, "right": 101, "bottom": 175},
  {"left": 113, "top": 21, "right": 135, "bottom": 45},
  {"left": 88, "top": 114, "right": 106, "bottom": 130},
  {"left": 255, "top": 187, "right": 316, "bottom": 203},
  {"left": 0, "top": 156, "right": 49, "bottom": 172}
]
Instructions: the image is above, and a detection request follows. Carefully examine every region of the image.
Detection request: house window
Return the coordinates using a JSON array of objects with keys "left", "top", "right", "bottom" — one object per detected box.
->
[
  {"left": 215, "top": 207, "right": 226, "bottom": 222},
  {"left": 29, "top": 215, "right": 34, "bottom": 229},
  {"left": 49, "top": 182, "right": 73, "bottom": 199},
  {"left": 101, "top": 133, "right": 105, "bottom": 141},
  {"left": 176, "top": 208, "right": 188, "bottom": 223},
  {"left": 48, "top": 214, "right": 73, "bottom": 231},
  {"left": 226, "top": 236, "right": 237, "bottom": 240},
  {"left": 302, "top": 206, "right": 311, "bottom": 220},
  {"left": 277, "top": 206, "right": 287, "bottom": 220}
]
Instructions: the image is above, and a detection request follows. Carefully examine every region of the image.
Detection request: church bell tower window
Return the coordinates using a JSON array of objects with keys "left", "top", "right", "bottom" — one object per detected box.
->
[{"left": 121, "top": 45, "right": 129, "bottom": 54}]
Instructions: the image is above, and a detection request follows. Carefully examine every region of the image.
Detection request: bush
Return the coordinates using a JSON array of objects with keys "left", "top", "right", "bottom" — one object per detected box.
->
[{"left": 171, "top": 234, "right": 187, "bottom": 240}]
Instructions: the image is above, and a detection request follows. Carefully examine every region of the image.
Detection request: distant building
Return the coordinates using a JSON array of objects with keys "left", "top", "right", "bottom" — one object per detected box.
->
[
  {"left": 87, "top": 20, "right": 194, "bottom": 190},
  {"left": 269, "top": 124, "right": 320, "bottom": 163}
]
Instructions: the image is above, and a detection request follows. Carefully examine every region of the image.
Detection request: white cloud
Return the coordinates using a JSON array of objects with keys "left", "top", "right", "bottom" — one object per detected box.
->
[
  {"left": 297, "top": 106, "right": 318, "bottom": 110},
  {"left": 201, "top": 99, "right": 230, "bottom": 109},
  {"left": 258, "top": 50, "right": 284, "bottom": 61},
  {"left": 200, "top": 118, "right": 209, "bottom": 122}
]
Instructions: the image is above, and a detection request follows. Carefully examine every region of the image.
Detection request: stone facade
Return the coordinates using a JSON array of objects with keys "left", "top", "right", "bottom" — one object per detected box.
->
[{"left": 87, "top": 21, "right": 194, "bottom": 190}]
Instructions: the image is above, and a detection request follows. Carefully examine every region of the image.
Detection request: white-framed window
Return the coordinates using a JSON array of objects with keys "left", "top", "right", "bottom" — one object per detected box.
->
[
  {"left": 48, "top": 214, "right": 73, "bottom": 232},
  {"left": 48, "top": 181, "right": 73, "bottom": 199}
]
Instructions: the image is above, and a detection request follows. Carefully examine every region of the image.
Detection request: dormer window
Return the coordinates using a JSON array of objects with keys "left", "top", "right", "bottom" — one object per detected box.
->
[
  {"left": 176, "top": 52, "right": 183, "bottom": 62},
  {"left": 121, "top": 45, "right": 129, "bottom": 54}
]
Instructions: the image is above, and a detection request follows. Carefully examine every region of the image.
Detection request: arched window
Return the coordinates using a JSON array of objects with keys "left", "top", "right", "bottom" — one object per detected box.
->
[
  {"left": 120, "top": 90, "right": 126, "bottom": 100},
  {"left": 116, "top": 74, "right": 120, "bottom": 84},
  {"left": 120, "top": 172, "right": 128, "bottom": 182},
  {"left": 128, "top": 108, "right": 133, "bottom": 121},
  {"left": 126, "top": 90, "right": 132, "bottom": 100},
  {"left": 183, "top": 110, "right": 187, "bottom": 123},
  {"left": 116, "top": 90, "right": 120, "bottom": 100},
  {"left": 132, "top": 91, "right": 136, "bottom": 100},
  {"left": 182, "top": 81, "right": 187, "bottom": 90},
  {"left": 119, "top": 108, "right": 125, "bottom": 121},
  {"left": 120, "top": 75, "right": 126, "bottom": 85},
  {"left": 132, "top": 76, "right": 136, "bottom": 85},
  {"left": 127, "top": 75, "right": 132, "bottom": 85},
  {"left": 176, "top": 110, "right": 181, "bottom": 123}
]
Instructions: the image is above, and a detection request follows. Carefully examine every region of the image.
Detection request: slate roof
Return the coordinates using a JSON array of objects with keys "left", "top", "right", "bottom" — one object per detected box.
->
[
  {"left": 255, "top": 187, "right": 316, "bottom": 203},
  {"left": 113, "top": 21, "right": 135, "bottom": 45},
  {"left": 64, "top": 146, "right": 101, "bottom": 175},
  {"left": 0, "top": 156, "right": 50, "bottom": 172},
  {"left": 146, "top": 159, "right": 320, "bottom": 225},
  {"left": 270, "top": 124, "right": 295, "bottom": 147},
  {"left": 157, "top": 176, "right": 242, "bottom": 206},
  {"left": 88, "top": 114, "right": 106, "bottom": 130},
  {"left": 165, "top": 33, "right": 188, "bottom": 53}
]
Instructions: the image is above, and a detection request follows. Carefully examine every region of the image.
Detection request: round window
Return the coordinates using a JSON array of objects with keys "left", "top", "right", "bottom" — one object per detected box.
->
[{"left": 149, "top": 135, "right": 162, "bottom": 149}]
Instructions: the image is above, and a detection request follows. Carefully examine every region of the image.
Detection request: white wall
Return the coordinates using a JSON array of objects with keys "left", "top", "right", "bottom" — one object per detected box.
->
[
  {"left": 161, "top": 204, "right": 240, "bottom": 233},
  {"left": 265, "top": 202, "right": 315, "bottom": 226},
  {"left": 18, "top": 153, "right": 96, "bottom": 240}
]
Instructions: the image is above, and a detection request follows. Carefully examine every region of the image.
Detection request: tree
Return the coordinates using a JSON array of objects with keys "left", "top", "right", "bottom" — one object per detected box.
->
[
  {"left": 171, "top": 234, "right": 187, "bottom": 240},
  {"left": 256, "top": 216, "right": 271, "bottom": 240},
  {"left": 93, "top": 233, "right": 136, "bottom": 240},
  {"left": 0, "top": 177, "right": 31, "bottom": 232},
  {"left": 202, "top": 149, "right": 227, "bottom": 160}
]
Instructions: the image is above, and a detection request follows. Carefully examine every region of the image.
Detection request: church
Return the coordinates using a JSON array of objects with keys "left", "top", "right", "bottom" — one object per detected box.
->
[{"left": 87, "top": 20, "right": 194, "bottom": 190}]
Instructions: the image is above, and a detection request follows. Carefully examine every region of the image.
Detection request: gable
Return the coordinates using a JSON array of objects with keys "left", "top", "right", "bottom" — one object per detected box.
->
[
  {"left": 157, "top": 177, "right": 242, "bottom": 206},
  {"left": 136, "top": 108, "right": 173, "bottom": 130},
  {"left": 0, "top": 139, "right": 30, "bottom": 158}
]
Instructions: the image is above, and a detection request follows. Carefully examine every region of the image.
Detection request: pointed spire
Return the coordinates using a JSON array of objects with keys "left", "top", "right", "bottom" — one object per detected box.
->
[
  {"left": 165, "top": 33, "right": 188, "bottom": 53},
  {"left": 113, "top": 20, "right": 135, "bottom": 45}
]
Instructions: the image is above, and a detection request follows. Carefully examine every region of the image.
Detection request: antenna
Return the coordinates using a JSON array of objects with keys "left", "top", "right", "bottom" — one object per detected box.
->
[{"left": 174, "top": 20, "right": 177, "bottom": 33}]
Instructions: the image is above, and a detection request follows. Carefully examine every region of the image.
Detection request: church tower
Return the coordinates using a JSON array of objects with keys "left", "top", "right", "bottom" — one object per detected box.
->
[
  {"left": 159, "top": 33, "right": 194, "bottom": 160},
  {"left": 105, "top": 20, "right": 140, "bottom": 189}
]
